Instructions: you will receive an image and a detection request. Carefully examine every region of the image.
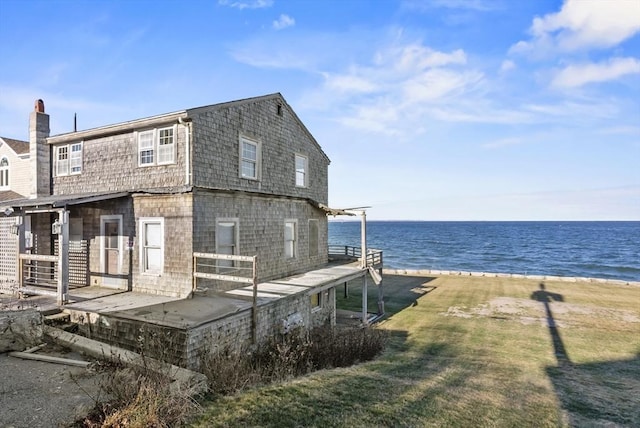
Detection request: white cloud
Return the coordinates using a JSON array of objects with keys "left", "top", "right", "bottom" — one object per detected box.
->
[
  {"left": 273, "top": 14, "right": 295, "bottom": 30},
  {"left": 552, "top": 57, "right": 640, "bottom": 88},
  {"left": 218, "top": 0, "right": 273, "bottom": 10},
  {"left": 500, "top": 59, "right": 515, "bottom": 73},
  {"left": 511, "top": 0, "right": 640, "bottom": 54},
  {"left": 482, "top": 137, "right": 525, "bottom": 149}
]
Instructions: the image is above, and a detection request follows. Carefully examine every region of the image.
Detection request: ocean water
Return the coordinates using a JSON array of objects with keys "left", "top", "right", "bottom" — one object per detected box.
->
[{"left": 328, "top": 221, "right": 640, "bottom": 282}]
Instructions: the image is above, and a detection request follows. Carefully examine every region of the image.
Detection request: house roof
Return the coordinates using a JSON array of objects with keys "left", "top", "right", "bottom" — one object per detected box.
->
[
  {"left": 0, "top": 190, "right": 26, "bottom": 203},
  {"left": 0, "top": 137, "right": 29, "bottom": 155},
  {"left": 1, "top": 191, "right": 131, "bottom": 212},
  {"left": 48, "top": 93, "right": 330, "bottom": 163}
]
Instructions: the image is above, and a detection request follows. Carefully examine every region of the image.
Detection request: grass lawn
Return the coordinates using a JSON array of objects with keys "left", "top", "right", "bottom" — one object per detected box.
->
[{"left": 194, "top": 274, "right": 640, "bottom": 427}]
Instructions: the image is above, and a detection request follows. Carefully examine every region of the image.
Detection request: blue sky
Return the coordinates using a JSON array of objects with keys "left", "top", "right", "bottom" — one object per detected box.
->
[{"left": 1, "top": 0, "right": 638, "bottom": 220}]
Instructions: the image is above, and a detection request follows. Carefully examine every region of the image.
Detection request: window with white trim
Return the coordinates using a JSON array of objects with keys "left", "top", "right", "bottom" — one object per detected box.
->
[
  {"left": 295, "top": 154, "right": 308, "bottom": 187},
  {"left": 284, "top": 220, "right": 297, "bottom": 259},
  {"left": 0, "top": 157, "right": 8, "bottom": 189},
  {"left": 55, "top": 143, "right": 83, "bottom": 176},
  {"left": 216, "top": 219, "right": 238, "bottom": 270},
  {"left": 139, "top": 217, "right": 164, "bottom": 275},
  {"left": 70, "top": 143, "right": 83, "bottom": 173},
  {"left": 138, "top": 126, "right": 176, "bottom": 166},
  {"left": 239, "top": 136, "right": 261, "bottom": 180}
]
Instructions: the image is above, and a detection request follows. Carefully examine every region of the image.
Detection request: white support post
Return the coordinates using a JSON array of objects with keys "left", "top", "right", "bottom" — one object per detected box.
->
[
  {"left": 57, "top": 209, "right": 69, "bottom": 305},
  {"left": 361, "top": 210, "right": 368, "bottom": 326},
  {"left": 16, "top": 216, "right": 25, "bottom": 288}
]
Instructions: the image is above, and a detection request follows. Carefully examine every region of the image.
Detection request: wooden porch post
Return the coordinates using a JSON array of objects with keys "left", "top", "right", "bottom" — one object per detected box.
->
[
  {"left": 57, "top": 209, "right": 69, "bottom": 305},
  {"left": 16, "top": 216, "right": 25, "bottom": 288}
]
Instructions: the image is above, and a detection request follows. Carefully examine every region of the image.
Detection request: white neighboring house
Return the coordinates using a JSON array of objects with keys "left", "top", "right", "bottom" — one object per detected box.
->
[
  {"left": 0, "top": 136, "right": 30, "bottom": 202},
  {"left": 0, "top": 137, "right": 30, "bottom": 287}
]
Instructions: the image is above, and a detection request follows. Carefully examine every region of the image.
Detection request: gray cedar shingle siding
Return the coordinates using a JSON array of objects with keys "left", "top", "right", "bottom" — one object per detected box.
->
[{"left": 189, "top": 95, "right": 329, "bottom": 204}]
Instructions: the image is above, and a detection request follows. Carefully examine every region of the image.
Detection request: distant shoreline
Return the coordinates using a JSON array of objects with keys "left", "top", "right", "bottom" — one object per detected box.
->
[{"left": 382, "top": 268, "right": 640, "bottom": 287}]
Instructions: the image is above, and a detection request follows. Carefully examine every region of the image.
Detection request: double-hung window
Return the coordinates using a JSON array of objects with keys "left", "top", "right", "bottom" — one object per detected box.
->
[
  {"left": 70, "top": 143, "right": 83, "bottom": 174},
  {"left": 295, "top": 154, "right": 308, "bottom": 187},
  {"left": 240, "top": 136, "right": 260, "bottom": 180},
  {"left": 140, "top": 217, "right": 164, "bottom": 275},
  {"left": 55, "top": 142, "right": 83, "bottom": 176},
  {"left": 284, "top": 220, "right": 297, "bottom": 259},
  {"left": 138, "top": 126, "right": 175, "bottom": 166},
  {"left": 0, "top": 157, "right": 8, "bottom": 189}
]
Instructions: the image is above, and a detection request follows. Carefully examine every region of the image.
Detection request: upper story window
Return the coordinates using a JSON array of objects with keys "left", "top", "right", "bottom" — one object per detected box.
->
[
  {"left": 55, "top": 142, "right": 82, "bottom": 176},
  {"left": 295, "top": 154, "right": 308, "bottom": 187},
  {"left": 0, "top": 157, "right": 8, "bottom": 189},
  {"left": 239, "top": 136, "right": 261, "bottom": 180},
  {"left": 138, "top": 125, "right": 176, "bottom": 167}
]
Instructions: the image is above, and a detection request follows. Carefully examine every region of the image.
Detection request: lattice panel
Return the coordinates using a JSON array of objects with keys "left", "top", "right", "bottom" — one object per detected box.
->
[{"left": 0, "top": 217, "right": 17, "bottom": 282}]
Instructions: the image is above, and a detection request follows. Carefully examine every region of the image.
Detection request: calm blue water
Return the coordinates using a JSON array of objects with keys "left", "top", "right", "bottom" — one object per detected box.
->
[{"left": 328, "top": 221, "right": 640, "bottom": 282}]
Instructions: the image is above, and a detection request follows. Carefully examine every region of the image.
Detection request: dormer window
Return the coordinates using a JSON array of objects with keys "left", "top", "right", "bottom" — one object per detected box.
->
[
  {"left": 0, "top": 157, "right": 8, "bottom": 189},
  {"left": 138, "top": 125, "right": 176, "bottom": 167},
  {"left": 55, "top": 142, "right": 83, "bottom": 176}
]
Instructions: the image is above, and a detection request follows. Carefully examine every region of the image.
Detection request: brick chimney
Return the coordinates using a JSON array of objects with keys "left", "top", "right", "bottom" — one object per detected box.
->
[{"left": 30, "top": 99, "right": 51, "bottom": 198}]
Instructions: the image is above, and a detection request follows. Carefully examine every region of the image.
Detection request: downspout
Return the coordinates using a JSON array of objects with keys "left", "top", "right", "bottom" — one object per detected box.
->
[{"left": 179, "top": 117, "right": 193, "bottom": 186}]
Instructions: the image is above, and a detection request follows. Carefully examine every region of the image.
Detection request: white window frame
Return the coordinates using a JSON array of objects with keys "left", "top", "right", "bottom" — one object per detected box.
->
[
  {"left": 0, "top": 157, "right": 8, "bottom": 190},
  {"left": 139, "top": 217, "right": 164, "bottom": 275},
  {"left": 295, "top": 154, "right": 308, "bottom": 188},
  {"left": 100, "top": 215, "right": 123, "bottom": 274},
  {"left": 284, "top": 219, "right": 298, "bottom": 259},
  {"left": 54, "top": 142, "right": 83, "bottom": 176},
  {"left": 216, "top": 218, "right": 239, "bottom": 270},
  {"left": 137, "top": 125, "right": 176, "bottom": 167},
  {"left": 239, "top": 135, "right": 261, "bottom": 180}
]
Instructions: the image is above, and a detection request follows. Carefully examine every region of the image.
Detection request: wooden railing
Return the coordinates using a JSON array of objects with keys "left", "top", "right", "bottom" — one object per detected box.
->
[
  {"left": 192, "top": 252, "right": 258, "bottom": 342},
  {"left": 18, "top": 254, "right": 58, "bottom": 291},
  {"left": 328, "top": 245, "right": 383, "bottom": 268}
]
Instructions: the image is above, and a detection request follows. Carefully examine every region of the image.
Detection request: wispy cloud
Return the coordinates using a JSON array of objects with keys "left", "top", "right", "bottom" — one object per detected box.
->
[
  {"left": 273, "top": 14, "right": 295, "bottom": 30},
  {"left": 403, "top": 0, "right": 500, "bottom": 12},
  {"left": 482, "top": 137, "right": 525, "bottom": 149},
  {"left": 511, "top": 0, "right": 640, "bottom": 55},
  {"left": 551, "top": 57, "right": 640, "bottom": 88},
  {"left": 218, "top": 0, "right": 273, "bottom": 10}
]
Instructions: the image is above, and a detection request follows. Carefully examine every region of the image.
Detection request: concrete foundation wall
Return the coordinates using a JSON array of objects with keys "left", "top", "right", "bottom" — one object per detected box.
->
[{"left": 69, "top": 288, "right": 335, "bottom": 370}]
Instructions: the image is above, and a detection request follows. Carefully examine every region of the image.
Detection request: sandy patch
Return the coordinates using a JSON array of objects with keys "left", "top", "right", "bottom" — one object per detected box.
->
[{"left": 441, "top": 297, "right": 640, "bottom": 327}]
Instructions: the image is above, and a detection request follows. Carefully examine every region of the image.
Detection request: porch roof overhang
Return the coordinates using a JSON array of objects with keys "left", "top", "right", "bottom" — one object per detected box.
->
[
  {"left": 1, "top": 191, "right": 130, "bottom": 214},
  {"left": 316, "top": 203, "right": 356, "bottom": 217}
]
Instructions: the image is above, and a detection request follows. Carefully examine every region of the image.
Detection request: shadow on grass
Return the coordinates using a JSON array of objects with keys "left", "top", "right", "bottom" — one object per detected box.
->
[{"left": 533, "top": 282, "right": 640, "bottom": 426}]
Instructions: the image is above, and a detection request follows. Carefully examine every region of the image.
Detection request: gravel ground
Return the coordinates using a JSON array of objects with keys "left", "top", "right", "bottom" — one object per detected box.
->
[{"left": 0, "top": 346, "right": 103, "bottom": 428}]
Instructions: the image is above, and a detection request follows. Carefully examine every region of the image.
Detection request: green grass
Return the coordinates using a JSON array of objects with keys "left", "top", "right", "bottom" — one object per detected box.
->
[{"left": 193, "top": 275, "right": 640, "bottom": 427}]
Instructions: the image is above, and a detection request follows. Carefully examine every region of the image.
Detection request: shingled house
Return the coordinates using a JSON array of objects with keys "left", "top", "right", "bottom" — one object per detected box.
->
[{"left": 0, "top": 94, "right": 383, "bottom": 365}]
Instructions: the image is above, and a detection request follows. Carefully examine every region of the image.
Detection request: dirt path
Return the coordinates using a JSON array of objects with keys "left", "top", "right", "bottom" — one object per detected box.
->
[{"left": 0, "top": 346, "right": 102, "bottom": 428}]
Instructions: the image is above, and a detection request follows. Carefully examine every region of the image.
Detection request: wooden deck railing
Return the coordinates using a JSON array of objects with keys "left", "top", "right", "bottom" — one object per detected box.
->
[{"left": 328, "top": 245, "right": 383, "bottom": 268}]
